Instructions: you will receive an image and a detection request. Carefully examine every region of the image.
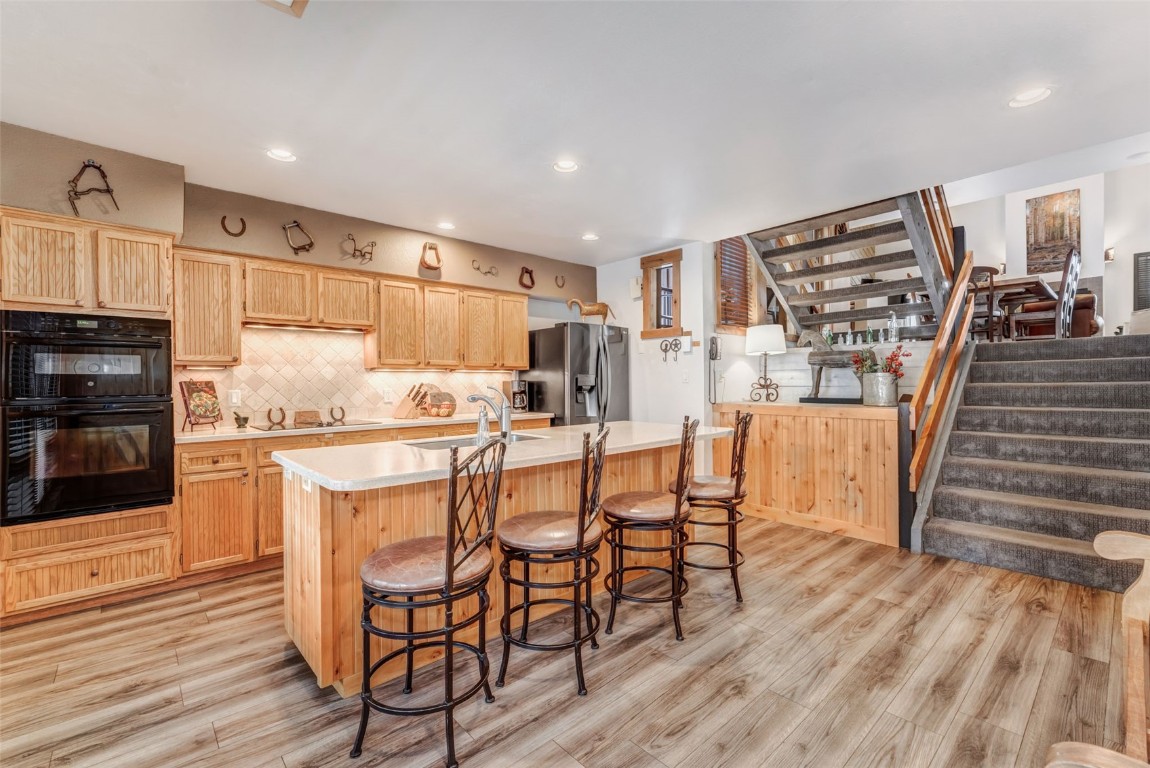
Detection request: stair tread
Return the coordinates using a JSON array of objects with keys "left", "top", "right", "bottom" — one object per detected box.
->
[
  {"left": 790, "top": 277, "right": 926, "bottom": 308},
  {"left": 972, "top": 356, "right": 1150, "bottom": 366},
  {"left": 945, "top": 454, "right": 1150, "bottom": 481},
  {"left": 749, "top": 198, "right": 901, "bottom": 242},
  {"left": 925, "top": 518, "right": 1103, "bottom": 556},
  {"left": 799, "top": 301, "right": 934, "bottom": 327},
  {"left": 959, "top": 405, "right": 1150, "bottom": 415},
  {"left": 775, "top": 250, "right": 919, "bottom": 286},
  {"left": 762, "top": 221, "right": 908, "bottom": 264},
  {"left": 949, "top": 429, "right": 1150, "bottom": 447},
  {"left": 934, "top": 485, "right": 1150, "bottom": 521}
]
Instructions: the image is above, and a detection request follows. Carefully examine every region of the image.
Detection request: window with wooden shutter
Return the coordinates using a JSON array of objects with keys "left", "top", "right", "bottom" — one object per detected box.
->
[
  {"left": 1136, "top": 252, "right": 1150, "bottom": 312},
  {"left": 715, "top": 237, "right": 754, "bottom": 331}
]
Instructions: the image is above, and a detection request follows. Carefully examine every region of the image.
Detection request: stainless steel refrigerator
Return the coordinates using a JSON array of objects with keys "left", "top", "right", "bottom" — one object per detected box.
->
[{"left": 521, "top": 322, "right": 630, "bottom": 427}]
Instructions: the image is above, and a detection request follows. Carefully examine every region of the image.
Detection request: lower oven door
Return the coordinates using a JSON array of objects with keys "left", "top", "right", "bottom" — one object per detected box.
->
[{"left": 2, "top": 401, "right": 174, "bottom": 525}]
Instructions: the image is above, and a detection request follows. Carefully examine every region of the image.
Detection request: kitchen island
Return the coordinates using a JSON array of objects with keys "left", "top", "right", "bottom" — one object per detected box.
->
[{"left": 272, "top": 420, "right": 731, "bottom": 695}]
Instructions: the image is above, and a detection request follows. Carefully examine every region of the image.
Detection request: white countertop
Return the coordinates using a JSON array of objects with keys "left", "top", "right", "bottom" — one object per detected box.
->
[
  {"left": 271, "top": 420, "right": 733, "bottom": 492},
  {"left": 174, "top": 412, "right": 554, "bottom": 444}
]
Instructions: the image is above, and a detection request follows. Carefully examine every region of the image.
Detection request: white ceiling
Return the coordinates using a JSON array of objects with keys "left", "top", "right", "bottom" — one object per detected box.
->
[{"left": 2, "top": 1, "right": 1148, "bottom": 266}]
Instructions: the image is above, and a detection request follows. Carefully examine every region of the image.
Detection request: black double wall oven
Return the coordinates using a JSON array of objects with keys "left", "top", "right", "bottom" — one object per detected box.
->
[{"left": 1, "top": 311, "right": 174, "bottom": 525}]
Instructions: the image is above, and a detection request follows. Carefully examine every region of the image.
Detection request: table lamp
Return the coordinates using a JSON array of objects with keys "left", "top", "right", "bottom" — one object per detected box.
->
[{"left": 745, "top": 324, "right": 787, "bottom": 402}]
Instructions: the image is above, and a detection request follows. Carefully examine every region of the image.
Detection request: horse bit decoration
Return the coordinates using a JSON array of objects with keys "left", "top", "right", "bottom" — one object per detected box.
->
[
  {"left": 345, "top": 233, "right": 376, "bottom": 264},
  {"left": 68, "top": 160, "right": 119, "bottom": 216},
  {"left": 472, "top": 259, "right": 498, "bottom": 277}
]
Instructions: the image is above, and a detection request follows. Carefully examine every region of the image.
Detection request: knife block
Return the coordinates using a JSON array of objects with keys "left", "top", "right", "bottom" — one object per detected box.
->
[{"left": 391, "top": 395, "right": 423, "bottom": 420}]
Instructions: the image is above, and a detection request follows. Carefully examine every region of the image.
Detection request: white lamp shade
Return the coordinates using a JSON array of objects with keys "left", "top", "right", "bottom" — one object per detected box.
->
[{"left": 745, "top": 324, "right": 787, "bottom": 356}]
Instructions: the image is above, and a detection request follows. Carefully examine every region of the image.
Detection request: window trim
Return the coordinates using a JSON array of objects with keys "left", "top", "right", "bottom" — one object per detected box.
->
[{"left": 640, "top": 249, "right": 684, "bottom": 340}]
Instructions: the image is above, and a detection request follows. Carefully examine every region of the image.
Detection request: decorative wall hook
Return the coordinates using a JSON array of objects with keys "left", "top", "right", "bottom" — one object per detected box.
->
[
  {"left": 345, "top": 233, "right": 375, "bottom": 263},
  {"left": 555, "top": 275, "right": 566, "bottom": 289},
  {"left": 221, "top": 215, "right": 246, "bottom": 237},
  {"left": 420, "top": 242, "right": 443, "bottom": 271},
  {"left": 67, "top": 160, "right": 119, "bottom": 216},
  {"left": 472, "top": 259, "right": 498, "bottom": 277},
  {"left": 282, "top": 220, "right": 315, "bottom": 255},
  {"left": 659, "top": 338, "right": 682, "bottom": 363},
  {"left": 518, "top": 267, "right": 536, "bottom": 290}
]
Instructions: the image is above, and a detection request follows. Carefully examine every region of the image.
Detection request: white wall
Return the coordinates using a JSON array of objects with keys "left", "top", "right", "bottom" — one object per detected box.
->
[{"left": 1104, "top": 163, "right": 1150, "bottom": 334}]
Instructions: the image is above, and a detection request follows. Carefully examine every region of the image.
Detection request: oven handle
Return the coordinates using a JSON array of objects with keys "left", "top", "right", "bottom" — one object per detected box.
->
[
  {"left": 9, "top": 406, "right": 169, "bottom": 418},
  {"left": 9, "top": 337, "right": 164, "bottom": 350}
]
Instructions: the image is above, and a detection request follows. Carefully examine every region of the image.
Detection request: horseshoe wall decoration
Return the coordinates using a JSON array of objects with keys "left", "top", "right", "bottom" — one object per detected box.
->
[
  {"left": 555, "top": 275, "right": 567, "bottom": 289},
  {"left": 518, "top": 267, "right": 536, "bottom": 290},
  {"left": 282, "top": 220, "right": 315, "bottom": 255},
  {"left": 420, "top": 242, "right": 443, "bottom": 271},
  {"left": 67, "top": 160, "right": 119, "bottom": 216},
  {"left": 221, "top": 216, "right": 247, "bottom": 237}
]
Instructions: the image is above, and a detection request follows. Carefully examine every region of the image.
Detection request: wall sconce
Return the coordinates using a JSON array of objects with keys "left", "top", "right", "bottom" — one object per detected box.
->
[
  {"left": 745, "top": 324, "right": 786, "bottom": 402},
  {"left": 1105, "top": 247, "right": 1116, "bottom": 263}
]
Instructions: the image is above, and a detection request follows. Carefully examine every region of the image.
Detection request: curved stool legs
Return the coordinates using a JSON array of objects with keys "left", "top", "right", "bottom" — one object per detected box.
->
[{"left": 683, "top": 499, "right": 746, "bottom": 602}]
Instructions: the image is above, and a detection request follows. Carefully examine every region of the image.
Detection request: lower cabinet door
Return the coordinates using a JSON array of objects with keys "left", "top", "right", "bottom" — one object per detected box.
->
[
  {"left": 3, "top": 536, "right": 174, "bottom": 614},
  {"left": 256, "top": 466, "right": 284, "bottom": 557},
  {"left": 180, "top": 469, "right": 254, "bottom": 572}
]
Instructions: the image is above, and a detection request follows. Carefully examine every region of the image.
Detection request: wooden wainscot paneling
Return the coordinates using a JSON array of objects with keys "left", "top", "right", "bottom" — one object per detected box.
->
[
  {"left": 173, "top": 249, "right": 243, "bottom": 365},
  {"left": 316, "top": 270, "right": 375, "bottom": 329},
  {"left": 714, "top": 403, "right": 900, "bottom": 547},
  {"left": 244, "top": 260, "right": 314, "bottom": 324},
  {"left": 94, "top": 229, "right": 172, "bottom": 313},
  {"left": 0, "top": 214, "right": 88, "bottom": 308}
]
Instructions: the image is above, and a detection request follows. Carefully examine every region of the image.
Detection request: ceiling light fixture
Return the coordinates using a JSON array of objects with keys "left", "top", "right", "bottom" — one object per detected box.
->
[
  {"left": 1128, "top": 151, "right": 1150, "bottom": 162},
  {"left": 266, "top": 147, "right": 297, "bottom": 162},
  {"left": 581, "top": 233, "right": 599, "bottom": 241},
  {"left": 437, "top": 222, "right": 456, "bottom": 230},
  {"left": 1008, "top": 87, "right": 1052, "bottom": 108},
  {"left": 553, "top": 159, "right": 579, "bottom": 173}
]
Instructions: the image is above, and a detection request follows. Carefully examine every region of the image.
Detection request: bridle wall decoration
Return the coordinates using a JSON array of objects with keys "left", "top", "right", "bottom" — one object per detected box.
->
[
  {"left": 282, "top": 220, "right": 315, "bottom": 255},
  {"left": 344, "top": 233, "right": 376, "bottom": 264},
  {"left": 420, "top": 242, "right": 443, "bottom": 271},
  {"left": 472, "top": 259, "right": 498, "bottom": 277},
  {"left": 67, "top": 160, "right": 119, "bottom": 216}
]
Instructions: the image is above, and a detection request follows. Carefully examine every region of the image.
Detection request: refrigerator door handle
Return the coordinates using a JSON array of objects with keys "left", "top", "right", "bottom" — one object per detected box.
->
[
  {"left": 596, "top": 325, "right": 610, "bottom": 428},
  {"left": 602, "top": 328, "right": 612, "bottom": 422}
]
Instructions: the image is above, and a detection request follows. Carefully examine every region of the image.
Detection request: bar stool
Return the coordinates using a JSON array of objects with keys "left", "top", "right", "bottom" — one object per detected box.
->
[
  {"left": 496, "top": 427, "right": 609, "bottom": 695},
  {"left": 674, "top": 410, "right": 754, "bottom": 602},
  {"left": 602, "top": 417, "right": 699, "bottom": 641},
  {"left": 350, "top": 438, "right": 507, "bottom": 768}
]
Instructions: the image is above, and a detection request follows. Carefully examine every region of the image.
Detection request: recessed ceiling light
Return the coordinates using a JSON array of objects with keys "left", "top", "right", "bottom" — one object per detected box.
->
[
  {"left": 437, "top": 222, "right": 456, "bottom": 230},
  {"left": 1128, "top": 151, "right": 1150, "bottom": 162},
  {"left": 553, "top": 159, "right": 579, "bottom": 173},
  {"left": 581, "top": 233, "right": 599, "bottom": 241},
  {"left": 266, "top": 147, "right": 297, "bottom": 162},
  {"left": 1008, "top": 87, "right": 1052, "bottom": 108}
]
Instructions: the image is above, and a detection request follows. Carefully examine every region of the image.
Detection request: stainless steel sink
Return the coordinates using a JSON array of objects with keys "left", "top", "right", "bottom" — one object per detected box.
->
[{"left": 405, "top": 434, "right": 545, "bottom": 451}]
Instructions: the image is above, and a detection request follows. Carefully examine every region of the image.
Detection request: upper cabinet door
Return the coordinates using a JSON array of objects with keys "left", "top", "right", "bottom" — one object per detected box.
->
[
  {"left": 95, "top": 230, "right": 172, "bottom": 314},
  {"left": 461, "top": 291, "right": 498, "bottom": 369},
  {"left": 424, "top": 286, "right": 461, "bottom": 368},
  {"left": 497, "top": 294, "right": 529, "bottom": 370},
  {"left": 374, "top": 279, "right": 423, "bottom": 367},
  {"left": 174, "top": 251, "right": 243, "bottom": 365},
  {"left": 316, "top": 271, "right": 375, "bottom": 329},
  {"left": 244, "top": 261, "right": 313, "bottom": 324},
  {"left": 1, "top": 216, "right": 88, "bottom": 308}
]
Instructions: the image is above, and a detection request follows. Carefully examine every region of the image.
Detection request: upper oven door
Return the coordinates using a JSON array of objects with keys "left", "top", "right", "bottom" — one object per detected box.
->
[
  {"left": 2, "top": 401, "right": 175, "bottom": 525},
  {"left": 3, "top": 335, "right": 171, "bottom": 401}
]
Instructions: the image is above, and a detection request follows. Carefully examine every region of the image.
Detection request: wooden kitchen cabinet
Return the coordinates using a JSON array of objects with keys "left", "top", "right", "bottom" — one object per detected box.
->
[
  {"left": 179, "top": 467, "right": 254, "bottom": 573},
  {"left": 367, "top": 279, "right": 423, "bottom": 367},
  {"left": 255, "top": 466, "right": 285, "bottom": 557},
  {"left": 497, "top": 294, "right": 529, "bottom": 369},
  {"left": 424, "top": 286, "right": 462, "bottom": 368},
  {"left": 0, "top": 214, "right": 88, "bottom": 308},
  {"left": 94, "top": 230, "right": 171, "bottom": 313},
  {"left": 173, "top": 250, "right": 243, "bottom": 366},
  {"left": 244, "top": 261, "right": 314, "bottom": 324},
  {"left": 461, "top": 290, "right": 499, "bottom": 368},
  {"left": 317, "top": 270, "right": 375, "bottom": 329}
]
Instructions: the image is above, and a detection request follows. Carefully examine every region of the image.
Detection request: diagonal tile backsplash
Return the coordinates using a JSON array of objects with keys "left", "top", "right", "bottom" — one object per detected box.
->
[{"left": 174, "top": 327, "right": 512, "bottom": 426}]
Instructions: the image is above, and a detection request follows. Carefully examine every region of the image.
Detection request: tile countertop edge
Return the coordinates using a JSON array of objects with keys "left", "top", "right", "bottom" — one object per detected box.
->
[
  {"left": 271, "top": 421, "right": 733, "bottom": 493},
  {"left": 174, "top": 412, "right": 556, "bottom": 444}
]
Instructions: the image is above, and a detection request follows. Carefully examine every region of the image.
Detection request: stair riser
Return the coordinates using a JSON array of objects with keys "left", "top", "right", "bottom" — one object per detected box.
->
[
  {"left": 921, "top": 526, "right": 1137, "bottom": 592},
  {"left": 964, "top": 384, "right": 1150, "bottom": 409},
  {"left": 930, "top": 489, "right": 1150, "bottom": 542},
  {"left": 955, "top": 407, "right": 1150, "bottom": 439},
  {"left": 940, "top": 462, "right": 1150, "bottom": 510},
  {"left": 969, "top": 358, "right": 1150, "bottom": 384},
  {"left": 948, "top": 432, "right": 1150, "bottom": 472},
  {"left": 975, "top": 336, "right": 1150, "bottom": 362}
]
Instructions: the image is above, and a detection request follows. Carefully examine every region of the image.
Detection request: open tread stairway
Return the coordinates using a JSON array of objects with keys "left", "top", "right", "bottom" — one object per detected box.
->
[{"left": 922, "top": 334, "right": 1150, "bottom": 592}]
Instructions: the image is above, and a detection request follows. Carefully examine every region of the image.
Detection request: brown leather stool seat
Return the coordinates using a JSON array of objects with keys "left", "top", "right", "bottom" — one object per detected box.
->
[
  {"left": 602, "top": 417, "right": 699, "bottom": 641},
  {"left": 496, "top": 428, "right": 609, "bottom": 696},
  {"left": 350, "top": 439, "right": 506, "bottom": 768},
  {"left": 669, "top": 475, "right": 738, "bottom": 501}
]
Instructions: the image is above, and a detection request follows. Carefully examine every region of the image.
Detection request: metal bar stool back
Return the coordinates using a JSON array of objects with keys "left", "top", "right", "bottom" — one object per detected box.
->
[
  {"left": 350, "top": 437, "right": 507, "bottom": 768},
  {"left": 496, "top": 427, "right": 610, "bottom": 695},
  {"left": 602, "top": 416, "right": 699, "bottom": 641},
  {"left": 679, "top": 410, "right": 754, "bottom": 601}
]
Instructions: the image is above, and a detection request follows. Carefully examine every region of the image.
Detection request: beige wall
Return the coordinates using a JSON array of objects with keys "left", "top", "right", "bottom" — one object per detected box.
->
[
  {"left": 182, "top": 184, "right": 595, "bottom": 301},
  {"left": 0, "top": 122, "right": 185, "bottom": 233}
]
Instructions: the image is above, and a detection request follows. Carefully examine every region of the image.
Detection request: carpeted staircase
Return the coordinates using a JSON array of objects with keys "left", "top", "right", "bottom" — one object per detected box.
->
[{"left": 921, "top": 334, "right": 1150, "bottom": 592}]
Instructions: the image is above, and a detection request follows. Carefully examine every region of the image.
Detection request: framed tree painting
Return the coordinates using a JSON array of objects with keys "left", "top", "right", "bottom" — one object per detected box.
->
[{"left": 1026, "top": 189, "right": 1081, "bottom": 274}]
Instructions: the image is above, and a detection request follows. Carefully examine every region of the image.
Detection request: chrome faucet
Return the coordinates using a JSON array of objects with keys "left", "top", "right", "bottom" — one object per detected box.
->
[{"left": 467, "top": 387, "right": 511, "bottom": 438}]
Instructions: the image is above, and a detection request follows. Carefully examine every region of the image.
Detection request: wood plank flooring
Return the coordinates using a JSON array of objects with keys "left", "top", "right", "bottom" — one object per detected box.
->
[{"left": 0, "top": 519, "right": 1122, "bottom": 768}]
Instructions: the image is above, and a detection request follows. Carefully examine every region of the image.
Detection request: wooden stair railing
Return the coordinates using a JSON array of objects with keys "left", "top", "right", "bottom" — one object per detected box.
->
[
  {"left": 919, "top": 185, "right": 955, "bottom": 282},
  {"left": 907, "top": 254, "right": 975, "bottom": 492}
]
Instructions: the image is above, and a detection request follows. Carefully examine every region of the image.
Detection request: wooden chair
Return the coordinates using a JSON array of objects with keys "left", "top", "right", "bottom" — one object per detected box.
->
[
  {"left": 1011, "top": 248, "right": 1082, "bottom": 340},
  {"left": 968, "top": 266, "right": 1005, "bottom": 342}
]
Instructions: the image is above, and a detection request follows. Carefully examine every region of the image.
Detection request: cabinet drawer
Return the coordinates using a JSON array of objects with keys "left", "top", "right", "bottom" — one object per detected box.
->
[
  {"left": 256, "top": 436, "right": 329, "bottom": 467},
  {"left": 329, "top": 430, "right": 397, "bottom": 447},
  {"left": 180, "top": 445, "right": 251, "bottom": 474},
  {"left": 1, "top": 506, "right": 172, "bottom": 559},
  {"left": 3, "top": 536, "right": 174, "bottom": 614}
]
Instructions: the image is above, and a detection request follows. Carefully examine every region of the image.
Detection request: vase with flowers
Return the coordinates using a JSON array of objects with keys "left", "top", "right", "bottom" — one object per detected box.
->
[{"left": 852, "top": 344, "right": 911, "bottom": 406}]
